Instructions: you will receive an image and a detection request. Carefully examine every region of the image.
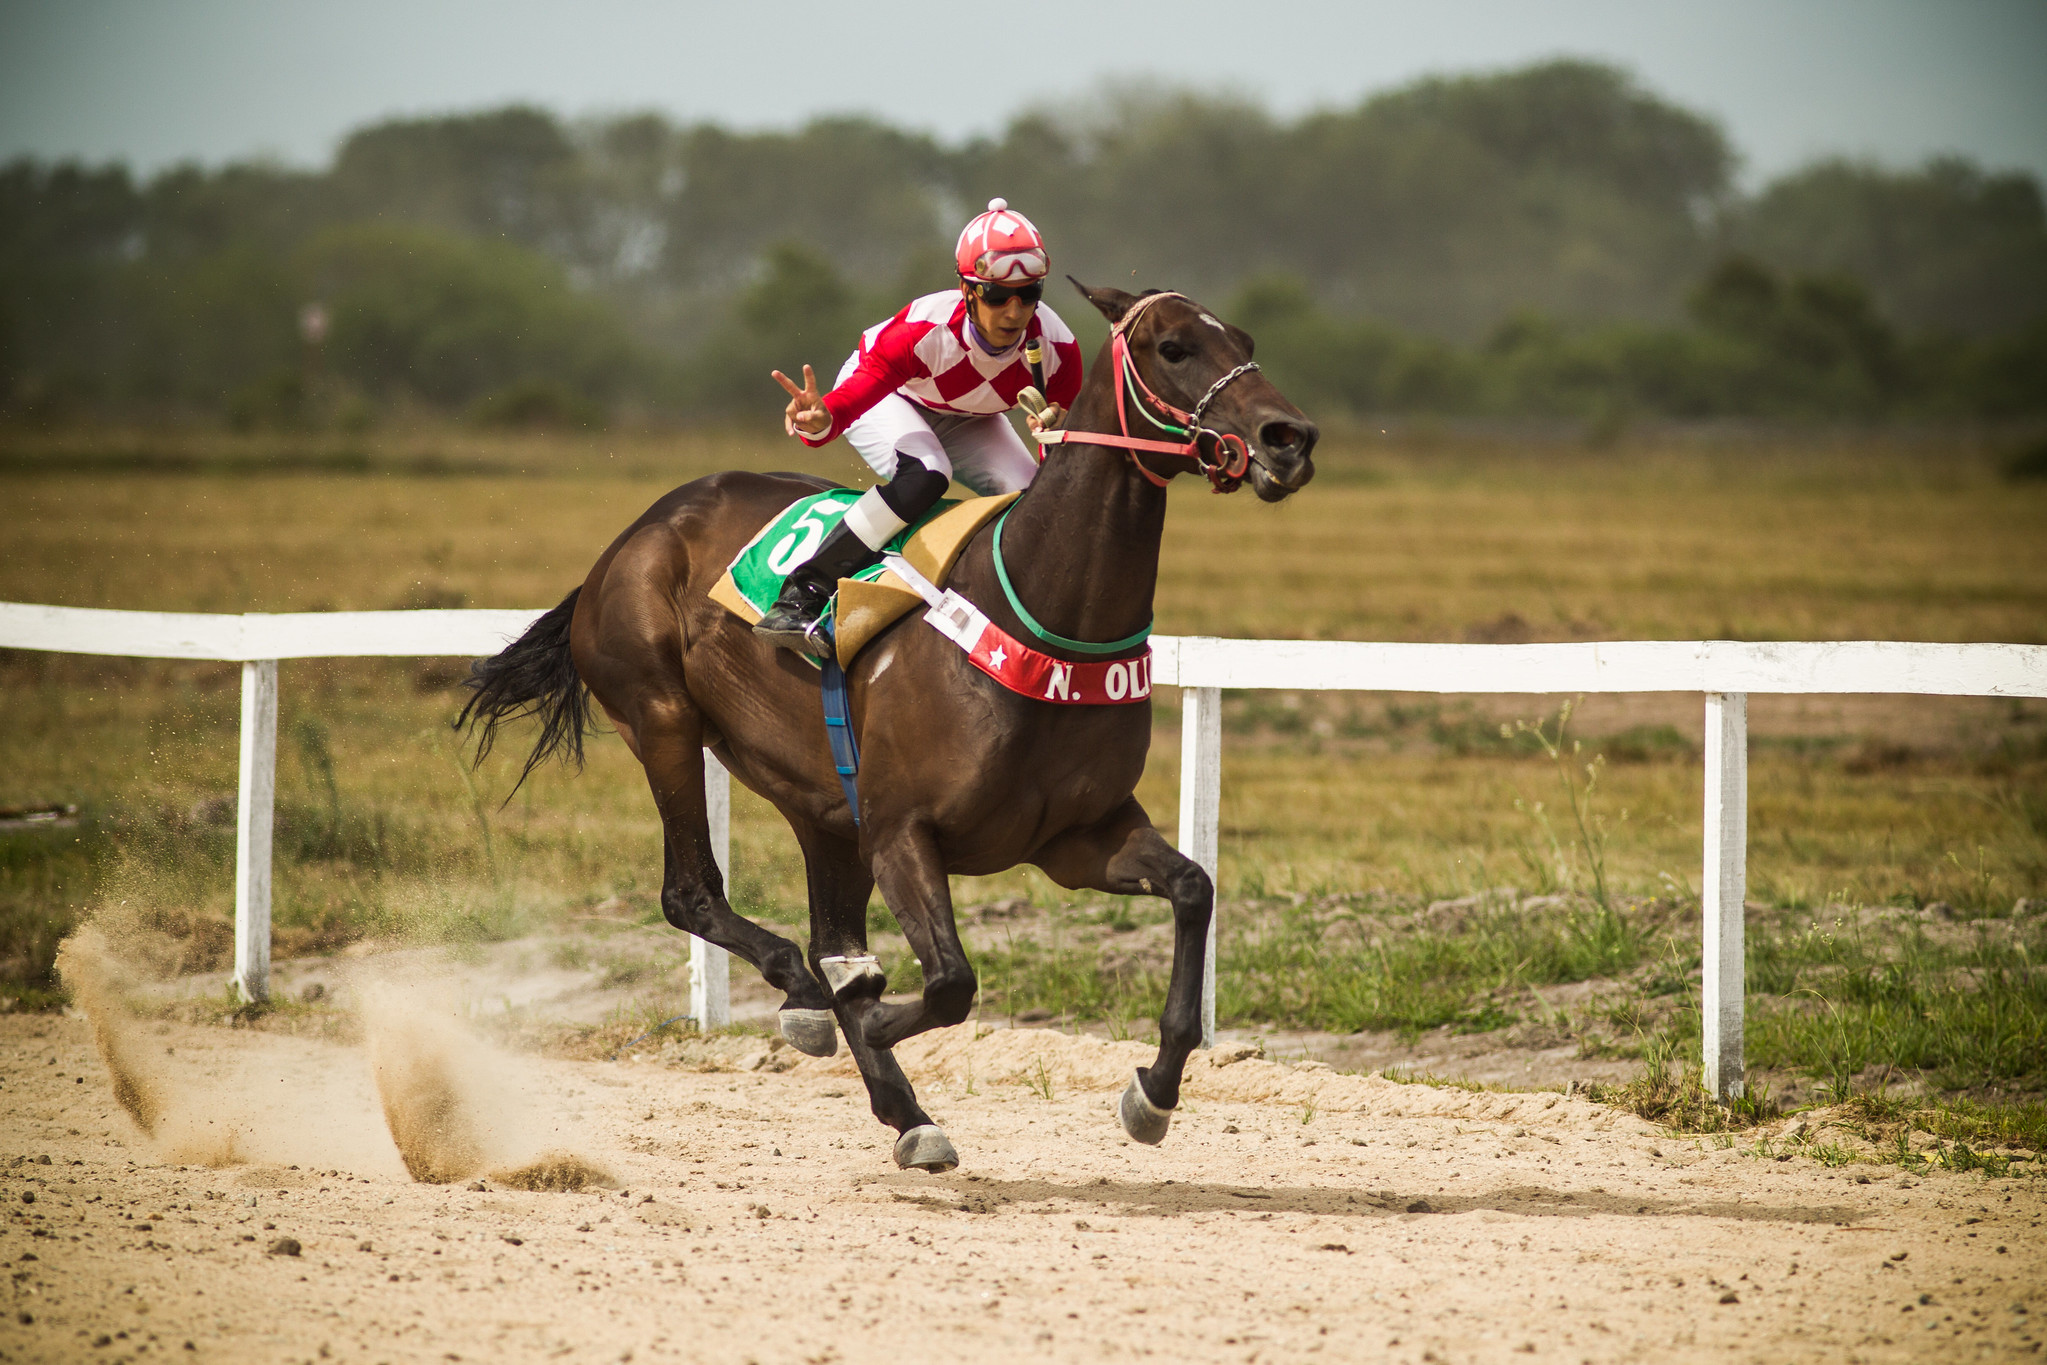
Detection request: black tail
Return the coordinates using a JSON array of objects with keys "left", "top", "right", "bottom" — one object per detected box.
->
[{"left": 454, "top": 587, "right": 593, "bottom": 798}]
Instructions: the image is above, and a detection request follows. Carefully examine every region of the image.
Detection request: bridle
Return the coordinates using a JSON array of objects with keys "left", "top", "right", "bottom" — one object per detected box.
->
[{"left": 1033, "top": 292, "right": 1262, "bottom": 493}]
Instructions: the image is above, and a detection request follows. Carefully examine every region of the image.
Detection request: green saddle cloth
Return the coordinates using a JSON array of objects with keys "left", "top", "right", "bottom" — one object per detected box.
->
[{"left": 723, "top": 490, "right": 960, "bottom": 622}]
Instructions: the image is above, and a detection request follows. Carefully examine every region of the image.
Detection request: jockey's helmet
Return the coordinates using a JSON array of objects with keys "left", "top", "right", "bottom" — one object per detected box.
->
[{"left": 955, "top": 199, "right": 1049, "bottom": 284}]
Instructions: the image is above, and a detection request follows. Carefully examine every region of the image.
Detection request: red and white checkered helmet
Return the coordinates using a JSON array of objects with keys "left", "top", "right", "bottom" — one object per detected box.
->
[{"left": 955, "top": 198, "right": 1049, "bottom": 284}]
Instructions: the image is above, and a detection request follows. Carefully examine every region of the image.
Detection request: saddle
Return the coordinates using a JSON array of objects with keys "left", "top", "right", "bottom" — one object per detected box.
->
[{"left": 709, "top": 491, "right": 1018, "bottom": 669}]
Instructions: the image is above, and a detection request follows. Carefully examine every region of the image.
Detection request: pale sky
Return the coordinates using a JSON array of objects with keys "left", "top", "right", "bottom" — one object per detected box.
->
[{"left": 3, "top": 0, "right": 2044, "bottom": 186}]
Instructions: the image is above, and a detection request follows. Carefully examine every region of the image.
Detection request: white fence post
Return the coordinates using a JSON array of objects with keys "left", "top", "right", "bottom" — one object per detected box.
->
[
  {"left": 232, "top": 659, "right": 278, "bottom": 1004},
  {"left": 1702, "top": 692, "right": 1748, "bottom": 1101},
  {"left": 691, "top": 751, "right": 732, "bottom": 1030},
  {"left": 1178, "top": 686, "right": 1223, "bottom": 1048}
]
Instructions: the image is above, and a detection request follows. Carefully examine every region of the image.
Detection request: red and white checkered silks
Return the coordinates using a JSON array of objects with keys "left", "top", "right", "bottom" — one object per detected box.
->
[
  {"left": 954, "top": 198, "right": 1049, "bottom": 283},
  {"left": 800, "top": 290, "right": 1084, "bottom": 447}
]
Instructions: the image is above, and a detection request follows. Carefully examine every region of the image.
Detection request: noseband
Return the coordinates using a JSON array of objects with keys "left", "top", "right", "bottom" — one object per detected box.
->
[{"left": 1033, "top": 292, "right": 1263, "bottom": 493}]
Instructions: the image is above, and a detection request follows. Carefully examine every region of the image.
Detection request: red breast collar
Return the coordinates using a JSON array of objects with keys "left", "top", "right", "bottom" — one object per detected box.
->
[
  {"left": 899, "top": 556, "right": 1152, "bottom": 706},
  {"left": 964, "top": 618, "right": 1152, "bottom": 705}
]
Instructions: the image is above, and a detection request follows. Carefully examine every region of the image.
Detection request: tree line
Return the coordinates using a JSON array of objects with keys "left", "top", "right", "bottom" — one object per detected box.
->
[{"left": 2, "top": 59, "right": 2042, "bottom": 429}]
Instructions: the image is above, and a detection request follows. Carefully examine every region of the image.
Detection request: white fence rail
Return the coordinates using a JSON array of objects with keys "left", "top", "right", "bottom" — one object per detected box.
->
[
  {"left": 1151, "top": 636, "right": 2047, "bottom": 1097},
  {"left": 7, "top": 600, "right": 2045, "bottom": 1100}
]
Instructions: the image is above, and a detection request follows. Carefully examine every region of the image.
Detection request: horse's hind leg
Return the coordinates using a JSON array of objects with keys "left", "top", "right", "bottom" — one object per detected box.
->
[
  {"left": 793, "top": 826, "right": 954, "bottom": 1171},
  {"left": 1033, "top": 797, "right": 1212, "bottom": 1146},
  {"left": 639, "top": 722, "right": 834, "bottom": 1025}
]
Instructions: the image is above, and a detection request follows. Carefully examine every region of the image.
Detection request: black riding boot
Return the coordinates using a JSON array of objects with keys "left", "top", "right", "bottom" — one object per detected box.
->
[{"left": 752, "top": 520, "right": 885, "bottom": 658}]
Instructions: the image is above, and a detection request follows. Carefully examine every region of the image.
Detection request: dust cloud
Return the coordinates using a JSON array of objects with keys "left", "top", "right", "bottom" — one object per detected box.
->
[
  {"left": 364, "top": 987, "right": 490, "bottom": 1182},
  {"left": 55, "top": 927, "right": 168, "bottom": 1136},
  {"left": 361, "top": 980, "right": 614, "bottom": 1188},
  {"left": 56, "top": 926, "right": 610, "bottom": 1188}
]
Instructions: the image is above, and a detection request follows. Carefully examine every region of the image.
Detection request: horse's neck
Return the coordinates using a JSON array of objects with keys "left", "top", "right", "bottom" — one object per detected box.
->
[{"left": 977, "top": 357, "right": 1166, "bottom": 649}]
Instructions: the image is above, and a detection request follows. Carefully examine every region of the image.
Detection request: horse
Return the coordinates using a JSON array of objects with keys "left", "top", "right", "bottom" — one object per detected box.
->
[{"left": 458, "top": 281, "right": 1317, "bottom": 1171}]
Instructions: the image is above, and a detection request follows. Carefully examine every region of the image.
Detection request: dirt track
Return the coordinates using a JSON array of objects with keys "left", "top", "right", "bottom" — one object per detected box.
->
[{"left": 1, "top": 1011, "right": 2041, "bottom": 1365}]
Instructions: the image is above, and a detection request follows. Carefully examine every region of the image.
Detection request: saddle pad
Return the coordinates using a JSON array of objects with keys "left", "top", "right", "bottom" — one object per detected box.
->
[
  {"left": 707, "top": 490, "right": 1020, "bottom": 667},
  {"left": 711, "top": 489, "right": 912, "bottom": 620}
]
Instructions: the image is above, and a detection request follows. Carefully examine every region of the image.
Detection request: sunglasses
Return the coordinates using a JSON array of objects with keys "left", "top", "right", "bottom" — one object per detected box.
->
[{"left": 967, "top": 279, "right": 1044, "bottom": 306}]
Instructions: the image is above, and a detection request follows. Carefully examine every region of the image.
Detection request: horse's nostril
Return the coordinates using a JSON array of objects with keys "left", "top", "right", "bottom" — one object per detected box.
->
[{"left": 1260, "top": 421, "right": 1305, "bottom": 456}]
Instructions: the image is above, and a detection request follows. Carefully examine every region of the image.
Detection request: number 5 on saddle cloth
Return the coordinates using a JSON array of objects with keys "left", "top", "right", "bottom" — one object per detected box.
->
[{"left": 715, "top": 490, "right": 965, "bottom": 639}]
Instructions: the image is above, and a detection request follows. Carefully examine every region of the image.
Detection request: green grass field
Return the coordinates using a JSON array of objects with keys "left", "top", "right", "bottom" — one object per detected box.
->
[{"left": 3, "top": 421, "right": 2044, "bottom": 1146}]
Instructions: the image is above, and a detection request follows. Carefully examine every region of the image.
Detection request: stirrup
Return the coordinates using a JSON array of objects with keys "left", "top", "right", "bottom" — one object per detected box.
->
[{"left": 753, "top": 602, "right": 834, "bottom": 659}]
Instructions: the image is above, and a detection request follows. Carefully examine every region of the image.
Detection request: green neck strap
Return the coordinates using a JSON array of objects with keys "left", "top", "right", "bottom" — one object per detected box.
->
[{"left": 990, "top": 507, "right": 1153, "bottom": 656}]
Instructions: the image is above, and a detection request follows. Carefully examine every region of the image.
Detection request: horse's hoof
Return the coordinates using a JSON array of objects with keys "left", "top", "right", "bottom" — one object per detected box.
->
[
  {"left": 778, "top": 1008, "right": 837, "bottom": 1058},
  {"left": 892, "top": 1125, "right": 959, "bottom": 1173},
  {"left": 1117, "top": 1069, "right": 1173, "bottom": 1145}
]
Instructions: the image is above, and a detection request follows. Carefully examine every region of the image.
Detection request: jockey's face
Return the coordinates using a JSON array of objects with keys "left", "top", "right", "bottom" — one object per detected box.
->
[{"left": 963, "top": 283, "right": 1036, "bottom": 350}]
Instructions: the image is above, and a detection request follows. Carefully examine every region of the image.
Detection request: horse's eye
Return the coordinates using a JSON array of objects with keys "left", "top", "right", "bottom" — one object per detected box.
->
[{"left": 1157, "top": 341, "right": 1190, "bottom": 363}]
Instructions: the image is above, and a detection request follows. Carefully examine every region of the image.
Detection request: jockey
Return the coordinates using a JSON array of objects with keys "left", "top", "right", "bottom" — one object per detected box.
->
[{"left": 755, "top": 198, "right": 1083, "bottom": 654}]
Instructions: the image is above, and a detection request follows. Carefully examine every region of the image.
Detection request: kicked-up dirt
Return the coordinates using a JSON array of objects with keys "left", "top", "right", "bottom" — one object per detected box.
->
[{"left": 1, "top": 1001, "right": 2042, "bottom": 1364}]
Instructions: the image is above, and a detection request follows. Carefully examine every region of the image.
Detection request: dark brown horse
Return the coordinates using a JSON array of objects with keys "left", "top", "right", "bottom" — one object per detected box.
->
[{"left": 459, "top": 282, "right": 1316, "bottom": 1171}]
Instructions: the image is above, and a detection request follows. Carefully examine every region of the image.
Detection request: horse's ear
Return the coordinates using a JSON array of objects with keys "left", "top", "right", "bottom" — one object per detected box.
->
[{"left": 1069, "top": 276, "right": 1139, "bottom": 326}]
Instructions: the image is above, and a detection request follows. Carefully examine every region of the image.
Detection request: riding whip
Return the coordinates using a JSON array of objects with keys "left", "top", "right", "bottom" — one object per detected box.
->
[{"left": 1018, "top": 337, "right": 1049, "bottom": 417}]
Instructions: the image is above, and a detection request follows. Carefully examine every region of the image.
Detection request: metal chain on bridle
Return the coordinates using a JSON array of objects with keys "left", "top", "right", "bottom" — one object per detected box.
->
[{"left": 1033, "top": 291, "right": 1264, "bottom": 493}]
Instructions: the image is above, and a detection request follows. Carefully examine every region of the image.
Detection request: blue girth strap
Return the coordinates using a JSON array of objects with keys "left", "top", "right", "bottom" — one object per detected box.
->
[{"left": 817, "top": 624, "right": 862, "bottom": 827}]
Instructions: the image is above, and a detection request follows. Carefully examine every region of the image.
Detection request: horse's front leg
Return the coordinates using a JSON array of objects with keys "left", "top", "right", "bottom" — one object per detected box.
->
[
  {"left": 1033, "top": 798, "right": 1212, "bottom": 1145},
  {"left": 847, "top": 820, "right": 979, "bottom": 1054}
]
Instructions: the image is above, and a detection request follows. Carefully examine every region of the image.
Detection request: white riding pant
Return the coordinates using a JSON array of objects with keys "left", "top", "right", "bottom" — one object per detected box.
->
[{"left": 836, "top": 353, "right": 1040, "bottom": 497}]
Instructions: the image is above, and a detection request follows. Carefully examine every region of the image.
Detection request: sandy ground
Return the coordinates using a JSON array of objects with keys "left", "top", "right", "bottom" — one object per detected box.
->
[{"left": 2, "top": 1001, "right": 2043, "bottom": 1365}]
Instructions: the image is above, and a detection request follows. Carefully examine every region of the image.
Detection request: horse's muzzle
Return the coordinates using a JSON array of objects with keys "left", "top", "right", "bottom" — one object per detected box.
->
[{"left": 1248, "top": 417, "right": 1318, "bottom": 502}]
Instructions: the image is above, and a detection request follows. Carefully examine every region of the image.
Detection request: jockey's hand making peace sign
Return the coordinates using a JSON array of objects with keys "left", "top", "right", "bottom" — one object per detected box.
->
[{"left": 772, "top": 365, "right": 831, "bottom": 439}]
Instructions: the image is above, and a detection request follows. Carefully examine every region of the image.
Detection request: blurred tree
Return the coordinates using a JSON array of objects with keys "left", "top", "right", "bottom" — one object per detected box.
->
[
  {"left": 124, "top": 246, "right": 302, "bottom": 409},
  {"left": 1732, "top": 157, "right": 2047, "bottom": 337},
  {"left": 684, "top": 240, "right": 875, "bottom": 416},
  {"left": 329, "top": 106, "right": 585, "bottom": 255},
  {"left": 299, "top": 223, "right": 652, "bottom": 408},
  {"left": 467, "top": 376, "right": 606, "bottom": 431},
  {"left": 142, "top": 162, "right": 330, "bottom": 261},
  {"left": 981, "top": 61, "right": 1731, "bottom": 338},
  {"left": 966, "top": 90, "right": 1287, "bottom": 301},
  {"left": 1229, "top": 274, "right": 1408, "bottom": 413},
  {"left": 0, "top": 159, "right": 144, "bottom": 414},
  {"left": 571, "top": 112, "right": 687, "bottom": 287},
  {"left": 0, "top": 159, "right": 142, "bottom": 264},
  {"left": 1688, "top": 256, "right": 1901, "bottom": 414},
  {"left": 663, "top": 117, "right": 950, "bottom": 292},
  {"left": 1286, "top": 60, "right": 1731, "bottom": 335}
]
